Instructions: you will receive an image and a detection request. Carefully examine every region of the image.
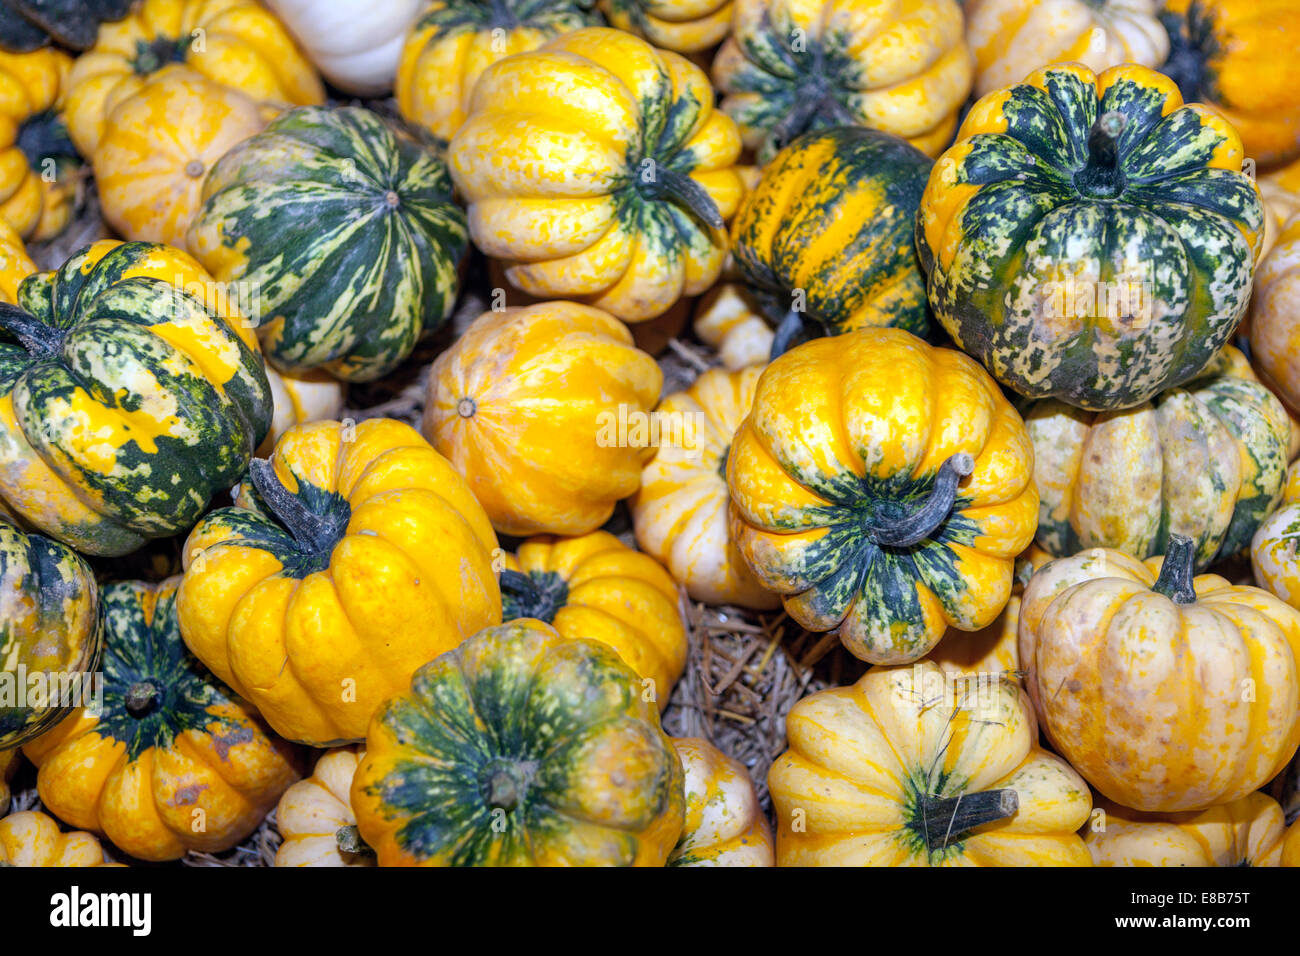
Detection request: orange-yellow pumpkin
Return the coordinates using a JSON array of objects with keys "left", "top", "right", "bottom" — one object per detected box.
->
[
  {"left": 0, "top": 810, "right": 122, "bottom": 866},
  {"left": 1085, "top": 792, "right": 1288, "bottom": 866}
]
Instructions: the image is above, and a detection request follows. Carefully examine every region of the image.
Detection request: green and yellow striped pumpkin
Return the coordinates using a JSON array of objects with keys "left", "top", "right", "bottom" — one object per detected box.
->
[
  {"left": 187, "top": 105, "right": 468, "bottom": 383},
  {"left": 917, "top": 62, "right": 1264, "bottom": 412},
  {"left": 0, "top": 240, "right": 272, "bottom": 557}
]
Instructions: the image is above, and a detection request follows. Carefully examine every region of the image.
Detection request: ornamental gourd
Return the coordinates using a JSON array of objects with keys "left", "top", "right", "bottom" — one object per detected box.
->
[
  {"left": 669, "top": 737, "right": 773, "bottom": 866},
  {"left": 178, "top": 418, "right": 502, "bottom": 746},
  {"left": 0, "top": 517, "right": 98, "bottom": 749},
  {"left": 600, "top": 0, "right": 732, "bottom": 53},
  {"left": 1084, "top": 792, "right": 1288, "bottom": 866},
  {"left": 23, "top": 577, "right": 301, "bottom": 863},
  {"left": 727, "top": 328, "right": 1039, "bottom": 664},
  {"left": 1251, "top": 216, "right": 1300, "bottom": 414},
  {"left": 0, "top": 240, "right": 272, "bottom": 557},
  {"left": 266, "top": 0, "right": 423, "bottom": 96},
  {"left": 712, "top": 0, "right": 973, "bottom": 163},
  {"left": 1160, "top": 0, "right": 1300, "bottom": 167},
  {"left": 1251, "top": 462, "right": 1300, "bottom": 608},
  {"left": 918, "top": 63, "right": 1264, "bottom": 411},
  {"left": 0, "top": 810, "right": 120, "bottom": 866},
  {"left": 63, "top": 0, "right": 323, "bottom": 157},
  {"left": 692, "top": 283, "right": 773, "bottom": 371},
  {"left": 0, "top": 750, "right": 15, "bottom": 811},
  {"left": 1257, "top": 156, "right": 1300, "bottom": 262},
  {"left": 351, "top": 619, "right": 685, "bottom": 866},
  {"left": 0, "top": 221, "right": 33, "bottom": 305},
  {"left": 1027, "top": 349, "right": 1291, "bottom": 570},
  {"left": 768, "top": 661, "right": 1093, "bottom": 866},
  {"left": 0, "top": 0, "right": 132, "bottom": 52},
  {"left": 1019, "top": 537, "right": 1300, "bottom": 812},
  {"left": 422, "top": 302, "right": 663, "bottom": 537},
  {"left": 447, "top": 27, "right": 744, "bottom": 322},
  {"left": 275, "top": 746, "right": 373, "bottom": 867},
  {"left": 501, "top": 531, "right": 687, "bottom": 708},
  {"left": 259, "top": 364, "right": 346, "bottom": 458},
  {"left": 396, "top": 0, "right": 599, "bottom": 145},
  {"left": 632, "top": 366, "right": 778, "bottom": 609},
  {"left": 729, "top": 127, "right": 933, "bottom": 354}
]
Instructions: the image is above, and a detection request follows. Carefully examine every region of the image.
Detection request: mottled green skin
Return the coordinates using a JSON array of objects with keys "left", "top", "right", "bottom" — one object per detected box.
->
[
  {"left": 0, "top": 518, "right": 99, "bottom": 747},
  {"left": 360, "top": 621, "right": 683, "bottom": 866},
  {"left": 189, "top": 106, "right": 469, "bottom": 383},
  {"left": 0, "top": 242, "right": 272, "bottom": 555},
  {"left": 916, "top": 67, "right": 1263, "bottom": 411},
  {"left": 1158, "top": 2, "right": 1220, "bottom": 106},
  {"left": 0, "top": 0, "right": 131, "bottom": 51},
  {"left": 416, "top": 0, "right": 599, "bottom": 41}
]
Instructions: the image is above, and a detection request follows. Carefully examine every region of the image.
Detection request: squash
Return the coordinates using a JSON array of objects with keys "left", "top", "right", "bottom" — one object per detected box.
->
[
  {"left": 396, "top": 0, "right": 599, "bottom": 146},
  {"left": 1250, "top": 463, "right": 1300, "bottom": 608},
  {"left": 266, "top": 0, "right": 422, "bottom": 96},
  {"left": 728, "top": 327, "right": 1039, "bottom": 664},
  {"left": 1084, "top": 792, "right": 1287, "bottom": 866},
  {"left": 1019, "top": 536, "right": 1300, "bottom": 812},
  {"left": 0, "top": 220, "right": 34, "bottom": 305},
  {"left": 1027, "top": 348, "right": 1291, "bottom": 570},
  {"left": 94, "top": 70, "right": 271, "bottom": 249},
  {"left": 928, "top": 595, "right": 1022, "bottom": 681},
  {"left": 1286, "top": 819, "right": 1300, "bottom": 866},
  {"left": 730, "top": 126, "right": 933, "bottom": 353},
  {"left": 0, "top": 516, "right": 98, "bottom": 748},
  {"left": 918, "top": 63, "right": 1264, "bottom": 411},
  {"left": 178, "top": 418, "right": 502, "bottom": 746},
  {"left": 63, "top": 0, "right": 323, "bottom": 157},
  {"left": 275, "top": 746, "right": 373, "bottom": 867},
  {"left": 712, "top": 0, "right": 972, "bottom": 163},
  {"left": 1160, "top": 0, "right": 1300, "bottom": 168},
  {"left": 0, "top": 48, "right": 82, "bottom": 242},
  {"left": 768, "top": 660, "right": 1092, "bottom": 866},
  {"left": 966, "top": 0, "right": 1169, "bottom": 98},
  {"left": 1251, "top": 216, "right": 1300, "bottom": 414},
  {"left": 0, "top": 749, "right": 16, "bottom": 812},
  {"left": 351, "top": 618, "right": 685, "bottom": 866},
  {"left": 1258, "top": 156, "right": 1300, "bottom": 262},
  {"left": 187, "top": 105, "right": 468, "bottom": 383},
  {"left": 669, "top": 737, "right": 772, "bottom": 866},
  {"left": 23, "top": 576, "right": 301, "bottom": 863},
  {"left": 631, "top": 366, "right": 778, "bottom": 609},
  {"left": 1210, "top": 335, "right": 1300, "bottom": 460},
  {"left": 600, "top": 0, "right": 732, "bottom": 53},
  {"left": 446, "top": 27, "right": 744, "bottom": 322},
  {"left": 0, "top": 810, "right": 120, "bottom": 866},
  {"left": 421, "top": 302, "right": 663, "bottom": 537},
  {"left": 502, "top": 530, "right": 686, "bottom": 708},
  {"left": 692, "top": 283, "right": 772, "bottom": 371},
  {"left": 259, "top": 364, "right": 346, "bottom": 458},
  {"left": 0, "top": 0, "right": 132, "bottom": 52},
  {"left": 0, "top": 239, "right": 272, "bottom": 557}
]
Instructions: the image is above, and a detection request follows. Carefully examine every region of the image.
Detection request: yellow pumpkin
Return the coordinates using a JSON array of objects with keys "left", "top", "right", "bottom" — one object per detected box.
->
[
  {"left": 768, "top": 660, "right": 1093, "bottom": 866},
  {"left": 63, "top": 0, "right": 323, "bottom": 157},
  {"left": 631, "top": 366, "right": 778, "bottom": 609},
  {"left": 1251, "top": 460, "right": 1300, "bottom": 607},
  {"left": 1020, "top": 537, "right": 1300, "bottom": 812},
  {"left": 927, "top": 595, "right": 1021, "bottom": 681},
  {"left": 1286, "top": 818, "right": 1300, "bottom": 865},
  {"left": 1258, "top": 155, "right": 1300, "bottom": 262},
  {"left": 0, "top": 749, "right": 17, "bottom": 812},
  {"left": 446, "top": 27, "right": 744, "bottom": 322},
  {"left": 669, "top": 737, "right": 773, "bottom": 866},
  {"left": 1251, "top": 216, "right": 1300, "bottom": 414},
  {"left": 1085, "top": 792, "right": 1287, "bottom": 866},
  {"left": 421, "top": 302, "right": 663, "bottom": 537},
  {"left": 0, "top": 220, "right": 34, "bottom": 305},
  {"left": 274, "top": 746, "right": 373, "bottom": 867},
  {"left": 259, "top": 363, "right": 346, "bottom": 458},
  {"left": 0, "top": 810, "right": 121, "bottom": 866},
  {"left": 0, "top": 48, "right": 81, "bottom": 242},
  {"left": 600, "top": 0, "right": 733, "bottom": 53},
  {"left": 691, "top": 283, "right": 773, "bottom": 371},
  {"left": 502, "top": 531, "right": 687, "bottom": 708}
]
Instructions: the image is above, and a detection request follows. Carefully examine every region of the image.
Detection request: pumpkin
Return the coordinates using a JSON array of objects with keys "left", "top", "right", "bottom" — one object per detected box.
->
[
  {"left": 0, "top": 0, "right": 132, "bottom": 52},
  {"left": 0, "top": 749, "right": 15, "bottom": 811},
  {"left": 446, "top": 26, "right": 744, "bottom": 322},
  {"left": 712, "top": 0, "right": 972, "bottom": 163},
  {"left": 93, "top": 70, "right": 271, "bottom": 249},
  {"left": 1019, "top": 536, "right": 1300, "bottom": 812},
  {"left": 928, "top": 595, "right": 1022, "bottom": 681},
  {"left": 1250, "top": 467, "right": 1300, "bottom": 609},
  {"left": 729, "top": 126, "right": 933, "bottom": 354},
  {"left": 0, "top": 516, "right": 98, "bottom": 749},
  {"left": 23, "top": 577, "right": 301, "bottom": 863},
  {"left": 1084, "top": 792, "right": 1287, "bottom": 866},
  {"left": 918, "top": 62, "right": 1264, "bottom": 412},
  {"left": 63, "top": 0, "right": 323, "bottom": 157},
  {"left": 260, "top": 363, "right": 346, "bottom": 458},
  {"left": 692, "top": 283, "right": 772, "bottom": 371},
  {"left": 0, "top": 220, "right": 33, "bottom": 304},
  {"left": 266, "top": 0, "right": 423, "bottom": 96},
  {"left": 727, "top": 327, "right": 1039, "bottom": 664},
  {"left": 1160, "top": 0, "right": 1300, "bottom": 168},
  {"left": 351, "top": 618, "right": 685, "bottom": 866},
  {"left": 768, "top": 660, "right": 1092, "bottom": 866},
  {"left": 396, "top": 0, "right": 599, "bottom": 146},
  {"left": 421, "top": 302, "right": 663, "bottom": 537},
  {"left": 0, "top": 48, "right": 82, "bottom": 242},
  {"left": 1258, "top": 156, "right": 1300, "bottom": 262},
  {"left": 1251, "top": 216, "right": 1300, "bottom": 414},
  {"left": 631, "top": 366, "right": 778, "bottom": 609},
  {"left": 187, "top": 105, "right": 468, "bottom": 383},
  {"left": 1211, "top": 335, "right": 1300, "bottom": 460},
  {"left": 600, "top": 0, "right": 732, "bottom": 53},
  {"left": 669, "top": 737, "right": 772, "bottom": 866},
  {"left": 966, "top": 0, "right": 1169, "bottom": 98},
  {"left": 178, "top": 418, "right": 502, "bottom": 746},
  {"left": 0, "top": 810, "right": 120, "bottom": 866},
  {"left": 1286, "top": 820, "right": 1300, "bottom": 866},
  {"left": 1027, "top": 348, "right": 1291, "bottom": 570},
  {"left": 0, "top": 240, "right": 272, "bottom": 557},
  {"left": 501, "top": 530, "right": 686, "bottom": 707},
  {"left": 275, "top": 746, "right": 373, "bottom": 867}
]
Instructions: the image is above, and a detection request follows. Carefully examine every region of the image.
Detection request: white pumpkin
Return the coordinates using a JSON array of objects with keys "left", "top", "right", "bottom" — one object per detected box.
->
[
  {"left": 266, "top": 0, "right": 423, "bottom": 95},
  {"left": 260, "top": 363, "right": 348, "bottom": 456}
]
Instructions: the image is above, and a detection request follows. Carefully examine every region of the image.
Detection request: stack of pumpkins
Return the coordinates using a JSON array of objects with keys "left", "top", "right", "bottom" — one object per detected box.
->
[{"left": 1, "top": 0, "right": 1300, "bottom": 868}]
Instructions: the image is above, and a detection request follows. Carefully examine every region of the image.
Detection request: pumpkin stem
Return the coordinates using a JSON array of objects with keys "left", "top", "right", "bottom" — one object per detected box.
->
[
  {"left": 335, "top": 825, "right": 373, "bottom": 856},
  {"left": 640, "top": 167, "right": 724, "bottom": 232},
  {"left": 1158, "top": 8, "right": 1212, "bottom": 104},
  {"left": 487, "top": 0, "right": 520, "bottom": 28},
  {"left": 919, "top": 788, "right": 1019, "bottom": 853},
  {"left": 16, "top": 111, "right": 78, "bottom": 170},
  {"left": 1152, "top": 533, "right": 1198, "bottom": 605},
  {"left": 486, "top": 769, "right": 521, "bottom": 812},
  {"left": 769, "top": 308, "right": 807, "bottom": 359},
  {"left": 125, "top": 681, "right": 159, "bottom": 717},
  {"left": 248, "top": 458, "right": 349, "bottom": 561},
  {"left": 868, "top": 452, "right": 974, "bottom": 548},
  {"left": 1075, "top": 110, "right": 1129, "bottom": 198},
  {"left": 0, "top": 303, "right": 64, "bottom": 355},
  {"left": 767, "top": 91, "right": 825, "bottom": 155},
  {"left": 500, "top": 569, "right": 569, "bottom": 625}
]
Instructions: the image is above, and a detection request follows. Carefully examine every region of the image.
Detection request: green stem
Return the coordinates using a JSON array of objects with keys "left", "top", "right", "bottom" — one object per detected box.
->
[
  {"left": 125, "top": 681, "right": 159, "bottom": 718},
  {"left": 499, "top": 569, "right": 568, "bottom": 625},
  {"left": 769, "top": 308, "right": 806, "bottom": 359},
  {"left": 919, "top": 788, "right": 1019, "bottom": 853},
  {"left": 1152, "top": 534, "right": 1197, "bottom": 604},
  {"left": 248, "top": 459, "right": 348, "bottom": 559},
  {"left": 0, "top": 303, "right": 63, "bottom": 355},
  {"left": 335, "top": 825, "right": 373, "bottom": 856},
  {"left": 868, "top": 453, "right": 973, "bottom": 548},
  {"left": 645, "top": 167, "right": 723, "bottom": 232},
  {"left": 1075, "top": 111, "right": 1129, "bottom": 198}
]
